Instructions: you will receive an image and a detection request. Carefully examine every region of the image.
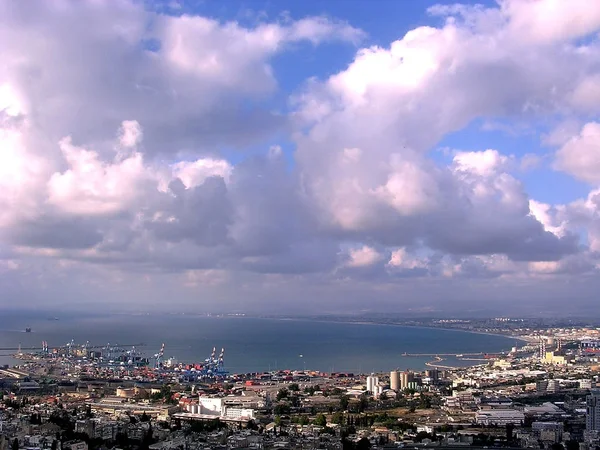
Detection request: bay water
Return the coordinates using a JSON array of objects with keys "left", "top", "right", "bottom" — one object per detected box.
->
[{"left": 0, "top": 312, "right": 516, "bottom": 373}]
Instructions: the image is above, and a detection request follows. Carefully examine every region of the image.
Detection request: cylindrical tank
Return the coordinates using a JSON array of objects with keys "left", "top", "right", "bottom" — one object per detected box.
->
[
  {"left": 390, "top": 370, "right": 400, "bottom": 391},
  {"left": 401, "top": 371, "right": 414, "bottom": 390}
]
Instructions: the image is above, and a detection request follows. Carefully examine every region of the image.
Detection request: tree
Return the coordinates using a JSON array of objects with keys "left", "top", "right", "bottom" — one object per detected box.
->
[
  {"left": 276, "top": 388, "right": 289, "bottom": 401},
  {"left": 321, "top": 425, "right": 336, "bottom": 435},
  {"left": 358, "top": 395, "right": 369, "bottom": 413},
  {"left": 288, "top": 383, "right": 300, "bottom": 392},
  {"left": 339, "top": 395, "right": 349, "bottom": 411},
  {"left": 289, "top": 395, "right": 301, "bottom": 408},
  {"left": 418, "top": 396, "right": 431, "bottom": 409},
  {"left": 415, "top": 431, "right": 432, "bottom": 443},
  {"left": 141, "top": 424, "right": 154, "bottom": 450},
  {"left": 159, "top": 384, "right": 173, "bottom": 403},
  {"left": 274, "top": 404, "right": 290, "bottom": 415},
  {"left": 331, "top": 412, "right": 344, "bottom": 424},
  {"left": 115, "top": 431, "right": 129, "bottom": 448},
  {"left": 304, "top": 384, "right": 321, "bottom": 395},
  {"left": 356, "top": 437, "right": 371, "bottom": 450},
  {"left": 313, "top": 414, "right": 327, "bottom": 427},
  {"left": 506, "top": 423, "right": 514, "bottom": 442}
]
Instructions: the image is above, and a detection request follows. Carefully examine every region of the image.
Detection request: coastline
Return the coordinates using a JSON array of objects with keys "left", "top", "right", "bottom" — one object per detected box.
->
[
  {"left": 253, "top": 315, "right": 530, "bottom": 345},
  {"left": 2, "top": 310, "right": 558, "bottom": 347}
]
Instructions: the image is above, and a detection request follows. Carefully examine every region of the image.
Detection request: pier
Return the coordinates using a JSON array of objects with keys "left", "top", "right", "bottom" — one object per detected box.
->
[
  {"left": 0, "top": 343, "right": 146, "bottom": 351},
  {"left": 402, "top": 352, "right": 486, "bottom": 357}
]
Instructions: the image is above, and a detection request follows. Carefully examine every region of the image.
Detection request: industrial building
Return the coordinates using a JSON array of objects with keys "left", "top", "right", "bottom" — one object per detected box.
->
[
  {"left": 532, "top": 422, "right": 563, "bottom": 443},
  {"left": 400, "top": 371, "right": 414, "bottom": 390},
  {"left": 475, "top": 409, "right": 525, "bottom": 426},
  {"left": 366, "top": 374, "right": 378, "bottom": 394},
  {"left": 183, "top": 396, "right": 255, "bottom": 420},
  {"left": 390, "top": 370, "right": 400, "bottom": 391},
  {"left": 85, "top": 398, "right": 178, "bottom": 420}
]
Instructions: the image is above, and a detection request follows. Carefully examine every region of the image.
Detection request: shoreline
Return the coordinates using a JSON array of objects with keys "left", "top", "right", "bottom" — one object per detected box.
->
[
  {"left": 253, "top": 315, "right": 530, "bottom": 345},
  {"left": 0, "top": 311, "right": 554, "bottom": 346}
]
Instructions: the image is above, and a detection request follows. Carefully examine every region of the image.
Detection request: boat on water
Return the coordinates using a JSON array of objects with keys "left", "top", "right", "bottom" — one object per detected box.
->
[{"left": 25, "top": 327, "right": 32, "bottom": 333}]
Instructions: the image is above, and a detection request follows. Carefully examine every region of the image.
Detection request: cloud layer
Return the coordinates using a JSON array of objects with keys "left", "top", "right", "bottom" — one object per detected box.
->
[{"left": 1, "top": 0, "right": 600, "bottom": 314}]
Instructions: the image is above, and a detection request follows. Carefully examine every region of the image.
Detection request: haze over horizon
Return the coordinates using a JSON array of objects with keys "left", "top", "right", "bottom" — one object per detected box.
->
[{"left": 1, "top": 0, "right": 600, "bottom": 315}]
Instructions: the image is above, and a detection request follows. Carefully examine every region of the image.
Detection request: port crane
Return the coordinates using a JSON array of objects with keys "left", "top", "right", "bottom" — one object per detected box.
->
[
  {"left": 103, "top": 343, "right": 112, "bottom": 360},
  {"left": 127, "top": 345, "right": 139, "bottom": 365},
  {"left": 153, "top": 343, "right": 165, "bottom": 369},
  {"left": 218, "top": 347, "right": 225, "bottom": 370},
  {"left": 201, "top": 347, "right": 227, "bottom": 376},
  {"left": 66, "top": 339, "right": 75, "bottom": 356},
  {"left": 175, "top": 346, "right": 228, "bottom": 381}
]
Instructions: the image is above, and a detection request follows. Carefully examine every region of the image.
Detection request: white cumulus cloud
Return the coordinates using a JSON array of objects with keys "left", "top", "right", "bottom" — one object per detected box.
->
[{"left": 554, "top": 122, "right": 600, "bottom": 184}]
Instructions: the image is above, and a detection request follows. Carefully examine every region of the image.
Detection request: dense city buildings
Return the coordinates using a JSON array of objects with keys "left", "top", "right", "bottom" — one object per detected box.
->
[{"left": 3, "top": 318, "right": 600, "bottom": 449}]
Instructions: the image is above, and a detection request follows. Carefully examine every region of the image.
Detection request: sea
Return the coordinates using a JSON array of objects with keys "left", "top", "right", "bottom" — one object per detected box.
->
[{"left": 0, "top": 311, "right": 519, "bottom": 373}]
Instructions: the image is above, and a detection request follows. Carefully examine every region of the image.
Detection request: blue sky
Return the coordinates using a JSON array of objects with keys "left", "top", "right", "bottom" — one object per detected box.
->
[
  {"left": 1, "top": 0, "right": 600, "bottom": 315},
  {"left": 163, "top": 0, "right": 593, "bottom": 205}
]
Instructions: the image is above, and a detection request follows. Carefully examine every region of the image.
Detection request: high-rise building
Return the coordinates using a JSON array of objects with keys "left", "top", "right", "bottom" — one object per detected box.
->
[
  {"left": 425, "top": 369, "right": 439, "bottom": 381},
  {"left": 390, "top": 371, "right": 400, "bottom": 391},
  {"left": 546, "top": 379, "right": 560, "bottom": 393},
  {"left": 586, "top": 389, "right": 600, "bottom": 431}
]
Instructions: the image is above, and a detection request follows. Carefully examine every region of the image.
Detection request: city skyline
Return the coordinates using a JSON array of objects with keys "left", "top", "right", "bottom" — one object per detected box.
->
[{"left": 1, "top": 0, "right": 600, "bottom": 314}]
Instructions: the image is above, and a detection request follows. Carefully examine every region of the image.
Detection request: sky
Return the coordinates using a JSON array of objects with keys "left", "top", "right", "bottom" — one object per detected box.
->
[{"left": 1, "top": 0, "right": 600, "bottom": 316}]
